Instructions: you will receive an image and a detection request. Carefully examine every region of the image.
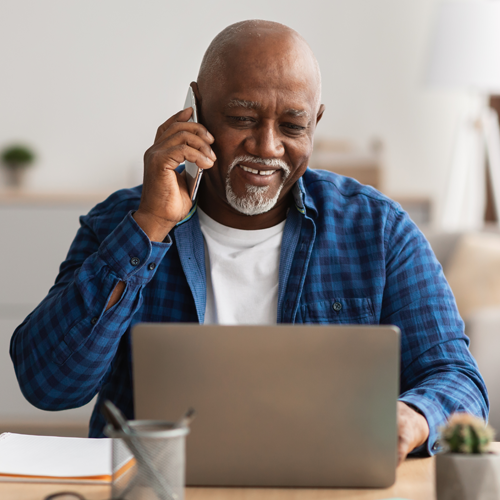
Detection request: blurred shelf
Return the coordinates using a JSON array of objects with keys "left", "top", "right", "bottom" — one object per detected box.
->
[
  {"left": 0, "top": 189, "right": 112, "bottom": 207},
  {"left": 310, "top": 137, "right": 384, "bottom": 191},
  {"left": 0, "top": 189, "right": 432, "bottom": 225}
]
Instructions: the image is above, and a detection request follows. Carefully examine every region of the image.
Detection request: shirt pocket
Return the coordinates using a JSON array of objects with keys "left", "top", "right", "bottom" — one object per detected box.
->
[{"left": 302, "top": 298, "right": 374, "bottom": 324}]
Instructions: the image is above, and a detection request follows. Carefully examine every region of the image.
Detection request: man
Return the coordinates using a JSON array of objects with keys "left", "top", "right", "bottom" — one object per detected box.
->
[{"left": 10, "top": 20, "right": 488, "bottom": 465}]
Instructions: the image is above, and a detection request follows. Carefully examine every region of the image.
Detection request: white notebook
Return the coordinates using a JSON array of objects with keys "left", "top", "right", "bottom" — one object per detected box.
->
[{"left": 0, "top": 432, "right": 133, "bottom": 484}]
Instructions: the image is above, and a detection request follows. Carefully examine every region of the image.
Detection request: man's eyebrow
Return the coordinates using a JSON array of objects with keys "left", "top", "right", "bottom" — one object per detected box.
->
[
  {"left": 225, "top": 99, "right": 261, "bottom": 110},
  {"left": 225, "top": 100, "right": 310, "bottom": 119},
  {"left": 284, "top": 108, "right": 310, "bottom": 118}
]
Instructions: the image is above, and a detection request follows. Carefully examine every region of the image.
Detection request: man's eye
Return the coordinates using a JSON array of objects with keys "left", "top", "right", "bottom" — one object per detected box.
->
[
  {"left": 282, "top": 123, "right": 306, "bottom": 132},
  {"left": 228, "top": 116, "right": 253, "bottom": 123}
]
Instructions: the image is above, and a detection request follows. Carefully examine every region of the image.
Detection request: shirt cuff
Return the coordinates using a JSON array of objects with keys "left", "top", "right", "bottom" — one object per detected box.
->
[
  {"left": 399, "top": 394, "right": 445, "bottom": 456},
  {"left": 98, "top": 210, "right": 171, "bottom": 282}
]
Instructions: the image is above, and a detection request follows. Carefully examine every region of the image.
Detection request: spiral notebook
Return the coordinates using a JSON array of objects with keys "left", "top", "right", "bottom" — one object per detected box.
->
[{"left": 0, "top": 432, "right": 133, "bottom": 484}]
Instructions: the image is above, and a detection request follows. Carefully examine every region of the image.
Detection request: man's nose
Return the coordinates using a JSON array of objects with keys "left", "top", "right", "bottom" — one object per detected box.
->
[{"left": 245, "top": 124, "right": 284, "bottom": 158}]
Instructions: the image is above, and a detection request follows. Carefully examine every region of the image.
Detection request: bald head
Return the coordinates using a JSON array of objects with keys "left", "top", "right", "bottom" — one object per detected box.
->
[{"left": 198, "top": 20, "right": 322, "bottom": 110}]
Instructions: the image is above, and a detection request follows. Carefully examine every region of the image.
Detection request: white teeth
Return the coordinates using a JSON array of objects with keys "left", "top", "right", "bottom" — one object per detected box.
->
[
  {"left": 240, "top": 165, "right": 259, "bottom": 174},
  {"left": 239, "top": 165, "right": 276, "bottom": 176}
]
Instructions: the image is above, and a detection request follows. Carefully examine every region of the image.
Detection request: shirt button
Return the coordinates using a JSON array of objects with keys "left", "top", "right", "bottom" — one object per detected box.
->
[
  {"left": 148, "top": 262, "right": 156, "bottom": 271},
  {"left": 332, "top": 301, "right": 343, "bottom": 312},
  {"left": 130, "top": 257, "right": 140, "bottom": 266},
  {"left": 91, "top": 317, "right": 98, "bottom": 325},
  {"left": 433, "top": 441, "right": 440, "bottom": 451}
]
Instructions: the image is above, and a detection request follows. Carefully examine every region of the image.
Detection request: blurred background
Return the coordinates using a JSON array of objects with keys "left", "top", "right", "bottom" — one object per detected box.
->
[{"left": 2, "top": 0, "right": 500, "bottom": 437}]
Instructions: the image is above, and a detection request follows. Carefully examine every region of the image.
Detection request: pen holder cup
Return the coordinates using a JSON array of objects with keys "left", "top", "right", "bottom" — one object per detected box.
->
[{"left": 105, "top": 420, "right": 189, "bottom": 500}]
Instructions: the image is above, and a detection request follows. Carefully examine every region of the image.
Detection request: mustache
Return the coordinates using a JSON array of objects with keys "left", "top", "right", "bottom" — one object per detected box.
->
[{"left": 227, "top": 155, "right": 291, "bottom": 176}]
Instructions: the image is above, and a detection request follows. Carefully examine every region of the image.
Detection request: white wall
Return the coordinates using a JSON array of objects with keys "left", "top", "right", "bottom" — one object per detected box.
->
[{"left": 0, "top": 0, "right": 472, "bottom": 214}]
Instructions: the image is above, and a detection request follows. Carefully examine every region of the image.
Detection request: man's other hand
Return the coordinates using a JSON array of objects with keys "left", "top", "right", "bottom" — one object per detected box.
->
[{"left": 397, "top": 401, "right": 429, "bottom": 466}]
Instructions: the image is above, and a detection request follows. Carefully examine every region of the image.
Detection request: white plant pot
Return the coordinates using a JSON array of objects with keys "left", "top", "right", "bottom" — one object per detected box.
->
[
  {"left": 4, "top": 167, "right": 27, "bottom": 189},
  {"left": 436, "top": 452, "right": 500, "bottom": 500}
]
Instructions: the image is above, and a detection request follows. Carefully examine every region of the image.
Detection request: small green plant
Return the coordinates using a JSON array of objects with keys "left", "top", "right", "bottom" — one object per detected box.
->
[
  {"left": 441, "top": 413, "right": 495, "bottom": 454},
  {"left": 1, "top": 145, "right": 35, "bottom": 170}
]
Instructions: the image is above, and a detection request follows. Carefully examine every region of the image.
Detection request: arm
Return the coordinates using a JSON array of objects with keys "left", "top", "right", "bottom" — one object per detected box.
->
[
  {"left": 10, "top": 104, "right": 216, "bottom": 411},
  {"left": 10, "top": 209, "right": 171, "bottom": 410},
  {"left": 381, "top": 208, "right": 488, "bottom": 459},
  {"left": 101, "top": 101, "right": 217, "bottom": 306}
]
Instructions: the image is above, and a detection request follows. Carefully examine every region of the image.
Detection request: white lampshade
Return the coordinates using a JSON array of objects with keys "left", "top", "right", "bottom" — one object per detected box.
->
[{"left": 427, "top": 1, "right": 500, "bottom": 93}]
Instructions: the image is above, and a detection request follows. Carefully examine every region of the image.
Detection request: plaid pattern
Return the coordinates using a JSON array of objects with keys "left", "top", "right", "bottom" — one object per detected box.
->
[{"left": 10, "top": 168, "right": 488, "bottom": 454}]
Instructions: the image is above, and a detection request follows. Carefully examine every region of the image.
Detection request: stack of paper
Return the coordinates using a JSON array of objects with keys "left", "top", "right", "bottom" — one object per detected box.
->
[{"left": 0, "top": 432, "right": 133, "bottom": 484}]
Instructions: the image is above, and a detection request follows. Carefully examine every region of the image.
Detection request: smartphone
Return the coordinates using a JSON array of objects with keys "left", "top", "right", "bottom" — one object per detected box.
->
[{"left": 183, "top": 87, "right": 203, "bottom": 201}]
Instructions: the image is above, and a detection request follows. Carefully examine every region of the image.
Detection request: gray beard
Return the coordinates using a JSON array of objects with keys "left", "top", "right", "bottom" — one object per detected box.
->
[{"left": 225, "top": 156, "right": 291, "bottom": 216}]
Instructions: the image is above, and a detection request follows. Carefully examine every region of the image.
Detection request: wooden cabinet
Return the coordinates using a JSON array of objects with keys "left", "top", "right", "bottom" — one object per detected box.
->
[
  {"left": 310, "top": 138, "right": 383, "bottom": 190},
  {"left": 310, "top": 139, "right": 432, "bottom": 226}
]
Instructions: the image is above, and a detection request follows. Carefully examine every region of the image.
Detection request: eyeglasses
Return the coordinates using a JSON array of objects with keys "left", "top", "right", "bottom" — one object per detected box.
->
[
  {"left": 44, "top": 493, "right": 126, "bottom": 500},
  {"left": 44, "top": 494, "right": 86, "bottom": 500}
]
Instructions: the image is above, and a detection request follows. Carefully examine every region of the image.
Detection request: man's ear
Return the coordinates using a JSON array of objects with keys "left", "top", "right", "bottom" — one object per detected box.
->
[
  {"left": 316, "top": 104, "right": 325, "bottom": 125},
  {"left": 191, "top": 81, "right": 201, "bottom": 103}
]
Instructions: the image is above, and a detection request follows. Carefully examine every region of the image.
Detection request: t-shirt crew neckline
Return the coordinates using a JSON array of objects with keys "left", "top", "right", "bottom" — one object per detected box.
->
[
  {"left": 197, "top": 207, "right": 286, "bottom": 325},
  {"left": 197, "top": 207, "right": 286, "bottom": 244}
]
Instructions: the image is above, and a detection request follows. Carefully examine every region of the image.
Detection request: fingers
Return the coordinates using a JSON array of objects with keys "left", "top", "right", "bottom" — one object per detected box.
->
[
  {"left": 160, "top": 143, "right": 215, "bottom": 171},
  {"left": 397, "top": 402, "right": 412, "bottom": 466},
  {"left": 154, "top": 108, "right": 214, "bottom": 144},
  {"left": 155, "top": 126, "right": 216, "bottom": 160},
  {"left": 154, "top": 108, "right": 192, "bottom": 142},
  {"left": 144, "top": 144, "right": 215, "bottom": 174},
  {"left": 148, "top": 110, "right": 216, "bottom": 174},
  {"left": 396, "top": 402, "right": 430, "bottom": 467},
  {"left": 137, "top": 109, "right": 215, "bottom": 242},
  {"left": 397, "top": 434, "right": 411, "bottom": 466},
  {"left": 145, "top": 129, "right": 216, "bottom": 172}
]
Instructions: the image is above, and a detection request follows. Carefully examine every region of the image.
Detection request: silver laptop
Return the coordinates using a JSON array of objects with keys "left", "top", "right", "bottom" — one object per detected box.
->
[{"left": 132, "top": 323, "right": 400, "bottom": 488}]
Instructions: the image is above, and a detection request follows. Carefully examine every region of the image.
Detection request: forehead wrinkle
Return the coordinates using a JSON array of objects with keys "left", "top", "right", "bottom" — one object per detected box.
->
[{"left": 226, "top": 99, "right": 261, "bottom": 110}]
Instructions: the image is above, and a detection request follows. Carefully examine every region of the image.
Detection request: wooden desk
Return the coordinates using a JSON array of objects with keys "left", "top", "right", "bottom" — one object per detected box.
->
[
  {"left": 3, "top": 444, "right": 499, "bottom": 500},
  {"left": 0, "top": 458, "right": 431, "bottom": 500}
]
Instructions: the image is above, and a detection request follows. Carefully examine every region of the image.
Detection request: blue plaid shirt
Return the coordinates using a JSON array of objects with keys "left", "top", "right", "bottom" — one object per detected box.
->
[{"left": 10, "top": 168, "right": 488, "bottom": 454}]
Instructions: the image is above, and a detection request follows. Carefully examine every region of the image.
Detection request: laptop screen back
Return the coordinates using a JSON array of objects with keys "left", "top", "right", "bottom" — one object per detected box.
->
[{"left": 132, "top": 323, "right": 400, "bottom": 488}]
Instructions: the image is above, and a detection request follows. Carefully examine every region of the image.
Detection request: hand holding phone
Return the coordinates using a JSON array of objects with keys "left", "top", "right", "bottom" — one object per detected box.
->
[{"left": 134, "top": 85, "right": 216, "bottom": 242}]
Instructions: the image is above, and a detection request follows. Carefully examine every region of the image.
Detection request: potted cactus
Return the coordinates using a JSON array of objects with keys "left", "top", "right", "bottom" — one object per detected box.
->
[
  {"left": 436, "top": 413, "right": 499, "bottom": 500},
  {"left": 1, "top": 144, "right": 35, "bottom": 188}
]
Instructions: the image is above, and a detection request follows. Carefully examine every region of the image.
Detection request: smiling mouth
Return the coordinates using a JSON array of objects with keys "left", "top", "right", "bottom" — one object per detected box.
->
[{"left": 239, "top": 165, "right": 277, "bottom": 176}]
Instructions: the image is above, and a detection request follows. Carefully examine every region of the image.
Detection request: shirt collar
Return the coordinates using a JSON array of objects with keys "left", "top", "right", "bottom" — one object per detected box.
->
[
  {"left": 292, "top": 179, "right": 306, "bottom": 214},
  {"left": 293, "top": 170, "right": 318, "bottom": 217},
  {"left": 176, "top": 169, "right": 316, "bottom": 226}
]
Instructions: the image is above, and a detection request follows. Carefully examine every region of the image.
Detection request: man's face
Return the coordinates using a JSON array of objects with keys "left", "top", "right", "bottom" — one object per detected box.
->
[{"left": 197, "top": 38, "right": 323, "bottom": 219}]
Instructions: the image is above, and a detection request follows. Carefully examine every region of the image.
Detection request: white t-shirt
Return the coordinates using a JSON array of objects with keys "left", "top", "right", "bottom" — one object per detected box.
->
[{"left": 198, "top": 208, "right": 286, "bottom": 325}]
